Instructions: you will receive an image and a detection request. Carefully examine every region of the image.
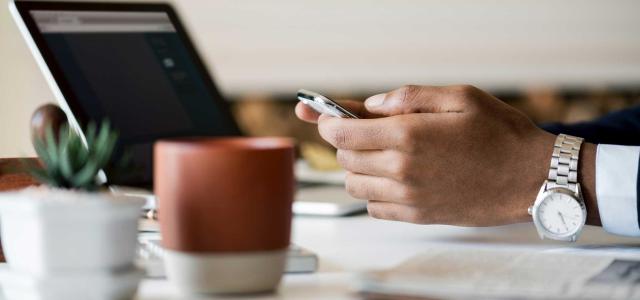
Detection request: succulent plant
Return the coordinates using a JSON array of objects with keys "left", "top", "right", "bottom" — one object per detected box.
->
[{"left": 27, "top": 121, "right": 125, "bottom": 191}]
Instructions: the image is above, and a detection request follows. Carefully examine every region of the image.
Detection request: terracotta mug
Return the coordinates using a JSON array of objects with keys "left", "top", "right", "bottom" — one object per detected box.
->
[{"left": 154, "top": 137, "right": 295, "bottom": 294}]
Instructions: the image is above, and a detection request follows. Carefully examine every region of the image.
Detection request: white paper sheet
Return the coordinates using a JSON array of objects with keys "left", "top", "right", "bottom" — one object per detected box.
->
[{"left": 357, "top": 248, "right": 640, "bottom": 299}]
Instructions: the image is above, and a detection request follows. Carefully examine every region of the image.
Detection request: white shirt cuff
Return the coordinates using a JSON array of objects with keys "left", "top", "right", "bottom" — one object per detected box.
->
[{"left": 596, "top": 144, "right": 640, "bottom": 236}]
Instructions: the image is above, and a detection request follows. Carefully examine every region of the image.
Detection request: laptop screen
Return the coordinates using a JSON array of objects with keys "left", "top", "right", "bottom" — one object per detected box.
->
[{"left": 17, "top": 5, "right": 240, "bottom": 186}]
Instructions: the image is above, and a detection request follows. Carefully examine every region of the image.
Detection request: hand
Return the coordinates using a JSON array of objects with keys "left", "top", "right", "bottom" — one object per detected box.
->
[{"left": 296, "top": 85, "right": 597, "bottom": 226}]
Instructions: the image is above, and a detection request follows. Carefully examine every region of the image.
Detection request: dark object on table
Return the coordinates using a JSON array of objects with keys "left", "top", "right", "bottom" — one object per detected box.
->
[
  {"left": 30, "top": 103, "right": 68, "bottom": 144},
  {"left": 0, "top": 158, "right": 40, "bottom": 191}
]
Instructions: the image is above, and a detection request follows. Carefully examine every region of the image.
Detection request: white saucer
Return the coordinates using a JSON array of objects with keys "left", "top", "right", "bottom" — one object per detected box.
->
[{"left": 0, "top": 264, "right": 143, "bottom": 300}]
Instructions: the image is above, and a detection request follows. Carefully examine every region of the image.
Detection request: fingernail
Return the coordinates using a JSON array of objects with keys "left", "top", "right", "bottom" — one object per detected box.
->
[{"left": 365, "top": 94, "right": 385, "bottom": 108}]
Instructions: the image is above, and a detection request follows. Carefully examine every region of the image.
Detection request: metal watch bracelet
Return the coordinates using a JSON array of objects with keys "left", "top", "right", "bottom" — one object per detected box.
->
[{"left": 546, "top": 134, "right": 583, "bottom": 192}]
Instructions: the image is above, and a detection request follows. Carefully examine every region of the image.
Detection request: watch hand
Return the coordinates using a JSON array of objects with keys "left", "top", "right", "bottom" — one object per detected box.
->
[{"left": 558, "top": 212, "right": 569, "bottom": 230}]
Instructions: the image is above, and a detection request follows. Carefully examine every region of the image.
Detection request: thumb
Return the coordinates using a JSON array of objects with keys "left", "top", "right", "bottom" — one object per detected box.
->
[{"left": 364, "top": 85, "right": 467, "bottom": 116}]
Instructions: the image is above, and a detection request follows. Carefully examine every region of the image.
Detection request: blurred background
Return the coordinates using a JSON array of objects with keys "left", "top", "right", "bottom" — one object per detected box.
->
[{"left": 2, "top": 0, "right": 640, "bottom": 162}]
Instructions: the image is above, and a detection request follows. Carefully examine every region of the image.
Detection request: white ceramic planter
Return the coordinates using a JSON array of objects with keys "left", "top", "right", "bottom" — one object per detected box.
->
[
  {"left": 0, "top": 188, "right": 145, "bottom": 275},
  {"left": 0, "top": 264, "right": 143, "bottom": 300}
]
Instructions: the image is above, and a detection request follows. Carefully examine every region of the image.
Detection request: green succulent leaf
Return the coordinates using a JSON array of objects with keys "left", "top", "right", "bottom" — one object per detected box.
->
[
  {"left": 84, "top": 122, "right": 97, "bottom": 148},
  {"left": 70, "top": 159, "right": 100, "bottom": 189},
  {"left": 32, "top": 137, "right": 51, "bottom": 168},
  {"left": 44, "top": 126, "right": 59, "bottom": 170},
  {"left": 27, "top": 120, "right": 127, "bottom": 191},
  {"left": 58, "top": 126, "right": 73, "bottom": 180}
]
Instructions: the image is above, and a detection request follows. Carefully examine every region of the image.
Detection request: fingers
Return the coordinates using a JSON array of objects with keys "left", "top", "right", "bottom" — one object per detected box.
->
[
  {"left": 364, "top": 85, "right": 476, "bottom": 116},
  {"left": 337, "top": 149, "right": 391, "bottom": 178},
  {"left": 318, "top": 113, "right": 453, "bottom": 151},
  {"left": 295, "top": 101, "right": 321, "bottom": 123},
  {"left": 366, "top": 200, "right": 429, "bottom": 224},
  {"left": 317, "top": 116, "right": 398, "bottom": 150},
  {"left": 345, "top": 172, "right": 416, "bottom": 204},
  {"left": 337, "top": 149, "right": 415, "bottom": 183},
  {"left": 317, "top": 114, "right": 424, "bottom": 151},
  {"left": 295, "top": 100, "right": 377, "bottom": 124}
]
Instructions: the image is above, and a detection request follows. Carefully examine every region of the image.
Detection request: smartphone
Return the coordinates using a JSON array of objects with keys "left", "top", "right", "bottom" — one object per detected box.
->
[{"left": 297, "top": 89, "right": 359, "bottom": 119}]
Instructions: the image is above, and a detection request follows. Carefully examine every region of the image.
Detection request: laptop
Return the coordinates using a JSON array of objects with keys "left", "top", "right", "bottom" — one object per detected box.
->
[
  {"left": 9, "top": 0, "right": 366, "bottom": 217},
  {"left": 7, "top": 0, "right": 315, "bottom": 276}
]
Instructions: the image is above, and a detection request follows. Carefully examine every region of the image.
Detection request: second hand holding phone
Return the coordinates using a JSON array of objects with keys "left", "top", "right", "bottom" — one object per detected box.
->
[{"left": 297, "top": 89, "right": 360, "bottom": 119}]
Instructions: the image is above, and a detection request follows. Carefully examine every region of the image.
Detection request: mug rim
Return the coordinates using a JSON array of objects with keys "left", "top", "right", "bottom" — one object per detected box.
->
[{"left": 155, "top": 137, "right": 295, "bottom": 152}]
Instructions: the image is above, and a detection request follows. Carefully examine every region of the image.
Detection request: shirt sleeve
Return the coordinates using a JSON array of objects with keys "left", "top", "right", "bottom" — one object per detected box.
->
[{"left": 596, "top": 144, "right": 640, "bottom": 236}]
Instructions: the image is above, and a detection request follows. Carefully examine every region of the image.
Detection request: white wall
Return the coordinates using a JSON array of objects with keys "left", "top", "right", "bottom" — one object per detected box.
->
[
  {"left": 181, "top": 0, "right": 640, "bottom": 93},
  {"left": 2, "top": 0, "right": 640, "bottom": 156},
  {"left": 1, "top": 0, "right": 52, "bottom": 157}
]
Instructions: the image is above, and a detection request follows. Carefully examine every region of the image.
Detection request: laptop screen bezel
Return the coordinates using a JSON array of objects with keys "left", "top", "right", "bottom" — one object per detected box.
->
[{"left": 12, "top": 1, "right": 242, "bottom": 187}]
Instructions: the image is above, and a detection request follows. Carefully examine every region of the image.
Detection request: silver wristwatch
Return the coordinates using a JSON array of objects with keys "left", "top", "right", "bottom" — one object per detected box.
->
[{"left": 529, "top": 134, "right": 587, "bottom": 242}]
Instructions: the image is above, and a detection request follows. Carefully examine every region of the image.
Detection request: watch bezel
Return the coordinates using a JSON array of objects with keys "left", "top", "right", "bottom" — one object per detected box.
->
[{"left": 531, "top": 184, "right": 587, "bottom": 241}]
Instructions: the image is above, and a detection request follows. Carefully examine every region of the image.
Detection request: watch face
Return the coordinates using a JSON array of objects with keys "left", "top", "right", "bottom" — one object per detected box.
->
[{"left": 536, "top": 192, "right": 584, "bottom": 236}]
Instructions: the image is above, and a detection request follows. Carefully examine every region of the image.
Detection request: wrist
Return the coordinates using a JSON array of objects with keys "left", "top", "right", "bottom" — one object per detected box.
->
[
  {"left": 501, "top": 130, "right": 599, "bottom": 226},
  {"left": 579, "top": 142, "right": 599, "bottom": 226},
  {"left": 509, "top": 130, "right": 557, "bottom": 224},
  {"left": 515, "top": 132, "right": 599, "bottom": 226}
]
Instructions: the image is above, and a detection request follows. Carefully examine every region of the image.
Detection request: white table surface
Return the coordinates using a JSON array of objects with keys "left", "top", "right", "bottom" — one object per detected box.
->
[{"left": 136, "top": 214, "right": 640, "bottom": 300}]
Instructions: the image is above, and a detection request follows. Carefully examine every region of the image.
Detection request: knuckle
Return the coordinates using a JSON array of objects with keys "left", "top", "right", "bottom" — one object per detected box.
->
[
  {"left": 367, "top": 202, "right": 399, "bottom": 221},
  {"left": 329, "top": 127, "right": 351, "bottom": 149},
  {"left": 390, "top": 155, "right": 414, "bottom": 183},
  {"left": 344, "top": 175, "right": 360, "bottom": 197},
  {"left": 453, "top": 84, "right": 479, "bottom": 98},
  {"left": 345, "top": 174, "right": 372, "bottom": 200},
  {"left": 397, "top": 133, "right": 415, "bottom": 152},
  {"left": 366, "top": 202, "right": 383, "bottom": 219},
  {"left": 397, "top": 185, "right": 418, "bottom": 202},
  {"left": 459, "top": 114, "right": 476, "bottom": 128},
  {"left": 397, "top": 85, "right": 421, "bottom": 104},
  {"left": 336, "top": 149, "right": 352, "bottom": 168},
  {"left": 404, "top": 122, "right": 421, "bottom": 141},
  {"left": 406, "top": 209, "right": 428, "bottom": 224},
  {"left": 394, "top": 120, "right": 420, "bottom": 151}
]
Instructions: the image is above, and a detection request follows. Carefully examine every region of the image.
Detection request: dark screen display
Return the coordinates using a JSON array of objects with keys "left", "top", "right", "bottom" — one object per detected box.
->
[{"left": 24, "top": 8, "right": 239, "bottom": 186}]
